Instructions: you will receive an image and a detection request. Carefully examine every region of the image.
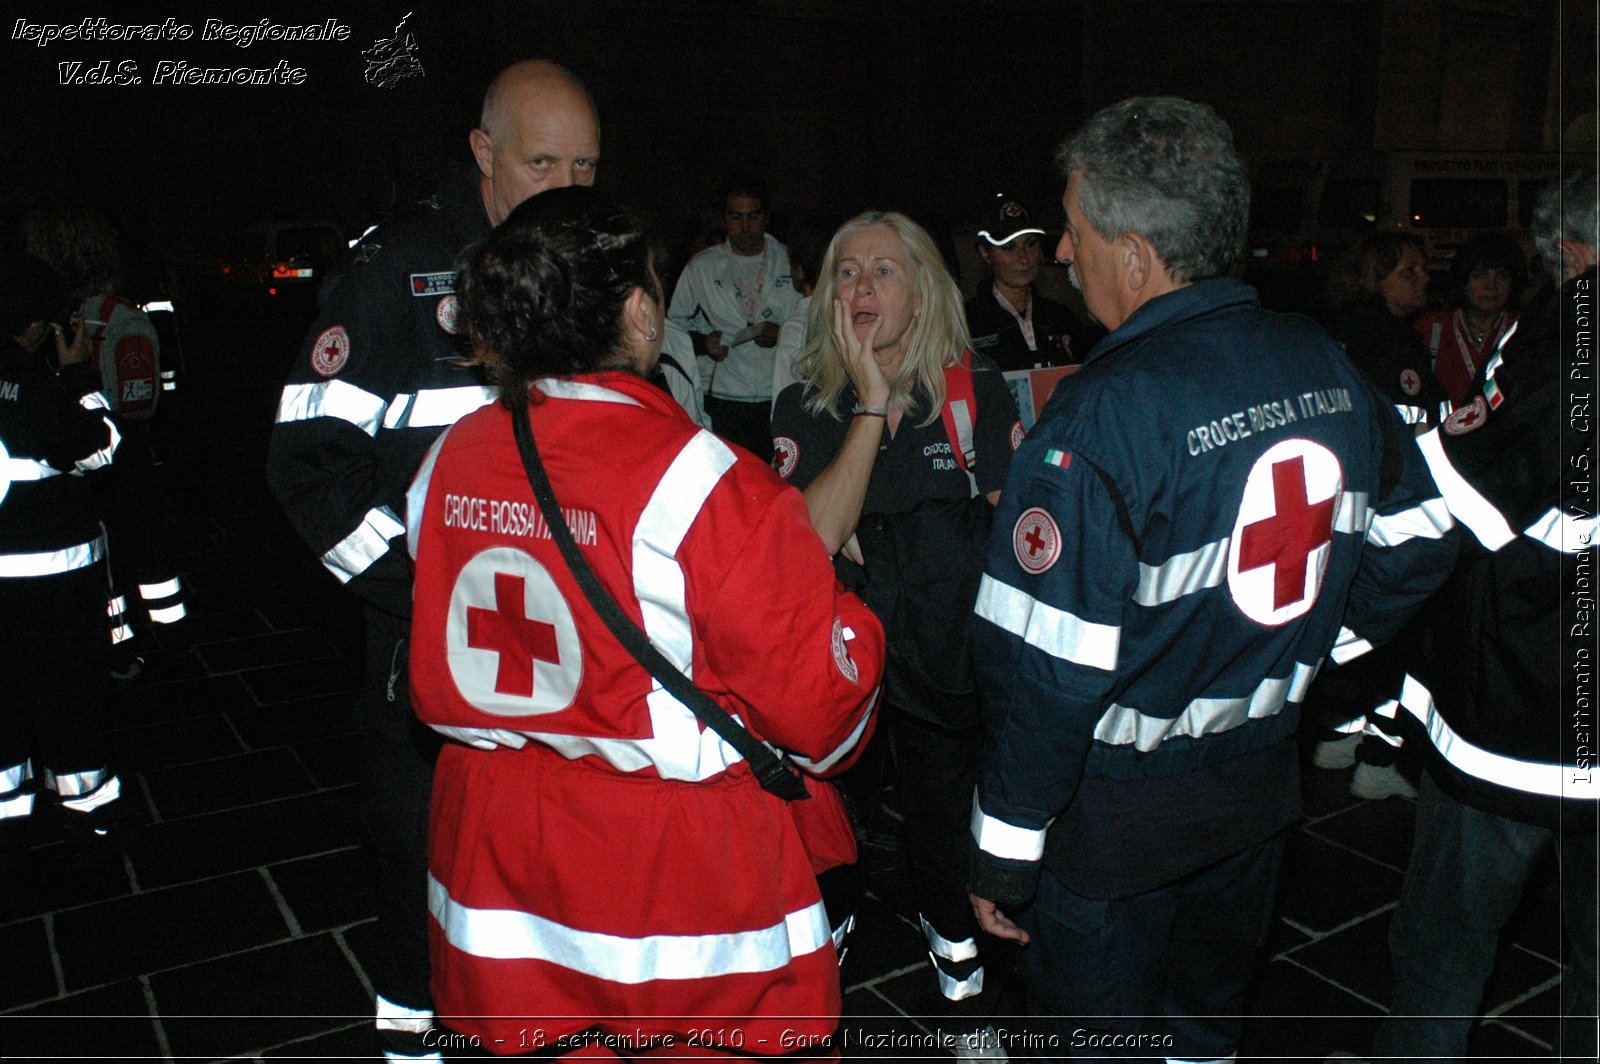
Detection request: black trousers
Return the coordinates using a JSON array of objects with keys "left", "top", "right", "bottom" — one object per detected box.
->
[
  {"left": 356, "top": 608, "right": 440, "bottom": 1017},
  {"left": 890, "top": 711, "right": 999, "bottom": 1014},
  {"left": 1021, "top": 833, "right": 1286, "bottom": 1061},
  {"left": 0, "top": 565, "right": 109, "bottom": 789}
]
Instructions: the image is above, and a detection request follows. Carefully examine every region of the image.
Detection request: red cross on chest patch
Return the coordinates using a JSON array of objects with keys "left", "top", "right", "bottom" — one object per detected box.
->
[
  {"left": 447, "top": 546, "right": 582, "bottom": 717},
  {"left": 1226, "top": 439, "right": 1345, "bottom": 626}
]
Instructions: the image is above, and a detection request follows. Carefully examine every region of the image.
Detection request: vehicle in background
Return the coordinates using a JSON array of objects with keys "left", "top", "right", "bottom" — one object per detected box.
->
[
  {"left": 203, "top": 221, "right": 345, "bottom": 300},
  {"left": 1247, "top": 151, "right": 1574, "bottom": 282}
]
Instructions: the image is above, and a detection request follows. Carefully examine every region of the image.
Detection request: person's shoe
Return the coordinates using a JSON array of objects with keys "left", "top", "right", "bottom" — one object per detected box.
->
[
  {"left": 1350, "top": 761, "right": 1418, "bottom": 800},
  {"left": 951, "top": 1025, "right": 1009, "bottom": 1062},
  {"left": 1312, "top": 733, "right": 1360, "bottom": 769}
]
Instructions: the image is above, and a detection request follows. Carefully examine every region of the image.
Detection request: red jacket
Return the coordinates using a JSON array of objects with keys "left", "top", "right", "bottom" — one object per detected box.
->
[
  {"left": 407, "top": 371, "right": 883, "bottom": 1050},
  {"left": 1416, "top": 307, "right": 1516, "bottom": 407}
]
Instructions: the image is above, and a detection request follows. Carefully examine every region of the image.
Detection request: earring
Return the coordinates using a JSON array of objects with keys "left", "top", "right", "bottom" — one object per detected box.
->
[{"left": 645, "top": 327, "right": 659, "bottom": 342}]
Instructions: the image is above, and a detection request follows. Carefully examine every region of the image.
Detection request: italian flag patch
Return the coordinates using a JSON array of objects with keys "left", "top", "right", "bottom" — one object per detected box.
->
[
  {"left": 1484, "top": 376, "right": 1504, "bottom": 409},
  {"left": 1044, "top": 448, "right": 1072, "bottom": 469}
]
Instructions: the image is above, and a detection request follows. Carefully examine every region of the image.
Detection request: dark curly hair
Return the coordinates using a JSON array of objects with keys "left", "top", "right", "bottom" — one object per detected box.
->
[
  {"left": 456, "top": 186, "right": 660, "bottom": 401},
  {"left": 1446, "top": 231, "right": 1527, "bottom": 312}
]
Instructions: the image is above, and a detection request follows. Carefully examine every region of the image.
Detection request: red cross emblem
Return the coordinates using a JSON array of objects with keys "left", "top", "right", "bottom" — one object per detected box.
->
[
  {"left": 1013, "top": 507, "right": 1062, "bottom": 574},
  {"left": 310, "top": 325, "right": 350, "bottom": 377},
  {"left": 772, "top": 436, "right": 799, "bottom": 479},
  {"left": 467, "top": 571, "right": 560, "bottom": 697},
  {"left": 1228, "top": 440, "right": 1343, "bottom": 626},
  {"left": 1443, "top": 395, "right": 1488, "bottom": 436},
  {"left": 448, "top": 547, "right": 581, "bottom": 717}
]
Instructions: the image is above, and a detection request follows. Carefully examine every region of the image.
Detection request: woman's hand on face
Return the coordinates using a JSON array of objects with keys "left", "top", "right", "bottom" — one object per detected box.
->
[{"left": 832, "top": 296, "right": 889, "bottom": 408}]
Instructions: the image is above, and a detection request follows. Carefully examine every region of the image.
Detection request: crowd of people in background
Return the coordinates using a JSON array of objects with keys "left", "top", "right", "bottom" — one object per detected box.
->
[{"left": 3, "top": 52, "right": 1594, "bottom": 1064}]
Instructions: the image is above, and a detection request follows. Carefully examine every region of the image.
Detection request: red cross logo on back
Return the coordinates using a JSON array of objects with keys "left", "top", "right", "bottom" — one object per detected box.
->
[
  {"left": 467, "top": 571, "right": 560, "bottom": 697},
  {"left": 447, "top": 547, "right": 582, "bottom": 717},
  {"left": 1237, "top": 456, "right": 1334, "bottom": 610},
  {"left": 1226, "top": 439, "right": 1344, "bottom": 627}
]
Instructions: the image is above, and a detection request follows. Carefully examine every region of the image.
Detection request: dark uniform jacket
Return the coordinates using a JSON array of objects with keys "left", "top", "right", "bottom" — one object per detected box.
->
[
  {"left": 1330, "top": 304, "right": 1451, "bottom": 427},
  {"left": 0, "top": 341, "right": 117, "bottom": 567},
  {"left": 968, "top": 278, "right": 1459, "bottom": 903},
  {"left": 267, "top": 163, "right": 493, "bottom": 619},
  {"left": 1401, "top": 266, "right": 1598, "bottom": 828},
  {"left": 965, "top": 286, "right": 1092, "bottom": 372}
]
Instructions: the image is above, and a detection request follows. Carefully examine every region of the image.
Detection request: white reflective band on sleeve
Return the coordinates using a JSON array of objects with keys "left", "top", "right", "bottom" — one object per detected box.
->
[
  {"left": 1367, "top": 496, "right": 1454, "bottom": 547},
  {"left": 1396, "top": 405, "right": 1428, "bottom": 425},
  {"left": 1332, "top": 716, "right": 1367, "bottom": 736},
  {"left": 974, "top": 575, "right": 1120, "bottom": 670},
  {"left": 374, "top": 995, "right": 434, "bottom": 1034},
  {"left": 139, "top": 300, "right": 175, "bottom": 314},
  {"left": 1400, "top": 674, "right": 1599, "bottom": 800},
  {"left": 428, "top": 874, "right": 832, "bottom": 980},
  {"left": 107, "top": 595, "right": 127, "bottom": 616},
  {"left": 161, "top": 380, "right": 177, "bottom": 391},
  {"left": 0, "top": 535, "right": 105, "bottom": 577},
  {"left": 0, "top": 792, "right": 35, "bottom": 820},
  {"left": 791, "top": 688, "right": 879, "bottom": 775},
  {"left": 1134, "top": 537, "right": 1229, "bottom": 606},
  {"left": 1524, "top": 507, "right": 1598, "bottom": 555},
  {"left": 138, "top": 578, "right": 183, "bottom": 599},
  {"left": 70, "top": 402, "right": 120, "bottom": 472},
  {"left": 971, "top": 795, "right": 1049, "bottom": 862},
  {"left": 406, "top": 429, "right": 452, "bottom": 561},
  {"left": 321, "top": 507, "right": 405, "bottom": 583},
  {"left": 1, "top": 456, "right": 62, "bottom": 481},
  {"left": 1094, "top": 661, "right": 1319, "bottom": 751},
  {"left": 1328, "top": 626, "right": 1374, "bottom": 665},
  {"left": 111, "top": 624, "right": 134, "bottom": 644},
  {"left": 919, "top": 914, "right": 978, "bottom": 963},
  {"left": 147, "top": 603, "right": 188, "bottom": 624},
  {"left": 276, "top": 380, "right": 388, "bottom": 435},
  {"left": 384, "top": 385, "right": 496, "bottom": 430},
  {"left": 1416, "top": 429, "right": 1516, "bottom": 550}
]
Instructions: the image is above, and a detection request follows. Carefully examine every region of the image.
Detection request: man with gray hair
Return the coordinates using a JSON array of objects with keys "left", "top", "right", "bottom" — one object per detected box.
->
[
  {"left": 1371, "top": 169, "right": 1598, "bottom": 1061},
  {"left": 966, "top": 97, "right": 1457, "bottom": 1058}
]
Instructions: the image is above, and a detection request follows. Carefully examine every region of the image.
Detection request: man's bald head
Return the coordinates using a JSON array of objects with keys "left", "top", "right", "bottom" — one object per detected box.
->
[{"left": 470, "top": 60, "right": 600, "bottom": 226}]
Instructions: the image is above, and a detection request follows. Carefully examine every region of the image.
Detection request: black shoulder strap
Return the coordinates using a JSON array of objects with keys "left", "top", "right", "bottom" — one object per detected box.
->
[{"left": 510, "top": 397, "right": 807, "bottom": 801}]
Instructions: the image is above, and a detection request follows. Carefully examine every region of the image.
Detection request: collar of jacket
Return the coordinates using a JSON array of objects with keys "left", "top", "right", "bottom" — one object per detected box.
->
[{"left": 1082, "top": 277, "right": 1259, "bottom": 366}]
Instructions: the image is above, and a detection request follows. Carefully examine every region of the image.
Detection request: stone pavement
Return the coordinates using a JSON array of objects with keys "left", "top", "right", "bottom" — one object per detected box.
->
[{"left": 0, "top": 303, "right": 1571, "bottom": 1061}]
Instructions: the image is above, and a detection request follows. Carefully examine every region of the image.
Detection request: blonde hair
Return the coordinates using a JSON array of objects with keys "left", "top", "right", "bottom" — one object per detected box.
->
[{"left": 797, "top": 211, "right": 970, "bottom": 425}]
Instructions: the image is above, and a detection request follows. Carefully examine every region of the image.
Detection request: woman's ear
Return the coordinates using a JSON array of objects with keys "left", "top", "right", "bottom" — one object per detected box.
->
[{"left": 622, "top": 285, "right": 656, "bottom": 342}]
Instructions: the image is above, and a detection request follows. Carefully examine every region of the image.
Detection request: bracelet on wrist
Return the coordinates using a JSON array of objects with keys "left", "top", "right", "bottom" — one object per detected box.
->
[{"left": 852, "top": 404, "right": 889, "bottom": 418}]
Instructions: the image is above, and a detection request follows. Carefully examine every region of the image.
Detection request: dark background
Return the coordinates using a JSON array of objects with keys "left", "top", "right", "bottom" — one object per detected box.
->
[{"left": 5, "top": 0, "right": 1594, "bottom": 266}]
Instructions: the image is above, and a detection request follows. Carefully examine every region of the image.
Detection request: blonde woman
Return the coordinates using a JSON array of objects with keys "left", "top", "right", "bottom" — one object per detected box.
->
[{"left": 771, "top": 210, "right": 1019, "bottom": 1043}]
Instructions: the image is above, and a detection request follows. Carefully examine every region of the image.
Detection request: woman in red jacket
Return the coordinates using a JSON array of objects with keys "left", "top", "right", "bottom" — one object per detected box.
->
[{"left": 405, "top": 186, "right": 883, "bottom": 1057}]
